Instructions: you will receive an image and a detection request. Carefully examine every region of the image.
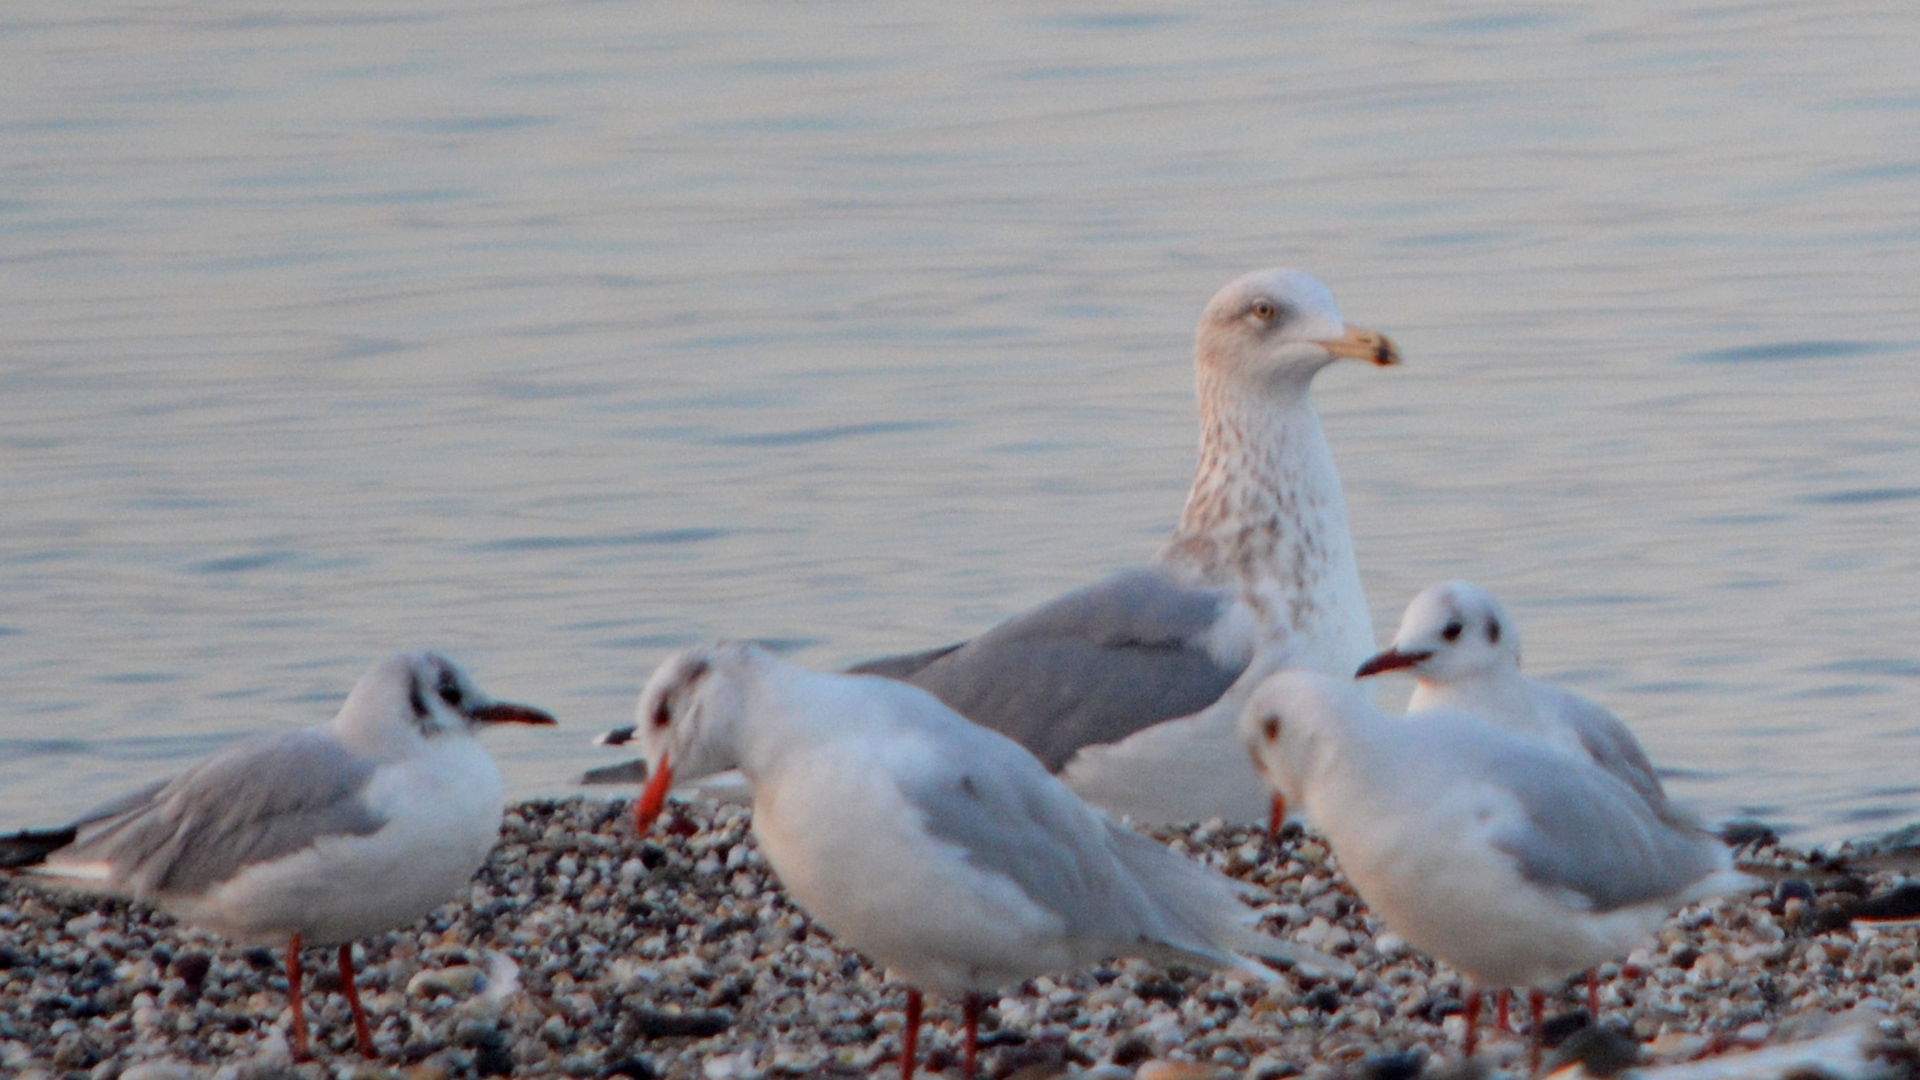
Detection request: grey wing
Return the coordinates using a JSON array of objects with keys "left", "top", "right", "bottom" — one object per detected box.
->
[
  {"left": 845, "top": 643, "right": 964, "bottom": 681},
  {"left": 1554, "top": 692, "right": 1712, "bottom": 833},
  {"left": 59, "top": 729, "right": 386, "bottom": 898},
  {"left": 1481, "top": 737, "right": 1728, "bottom": 912},
  {"left": 854, "top": 568, "right": 1245, "bottom": 771},
  {"left": 1550, "top": 689, "right": 1669, "bottom": 808},
  {"left": 897, "top": 733, "right": 1246, "bottom": 969}
]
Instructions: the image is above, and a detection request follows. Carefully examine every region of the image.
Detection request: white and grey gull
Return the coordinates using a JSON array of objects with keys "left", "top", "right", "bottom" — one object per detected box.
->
[
  {"left": 627, "top": 642, "right": 1352, "bottom": 1080},
  {"left": 1240, "top": 670, "right": 1751, "bottom": 1068},
  {"left": 0, "top": 651, "right": 557, "bottom": 1062},
  {"left": 1353, "top": 580, "right": 1712, "bottom": 1035},
  {"left": 593, "top": 268, "right": 1400, "bottom": 825},
  {"left": 1356, "top": 581, "right": 1686, "bottom": 827}
]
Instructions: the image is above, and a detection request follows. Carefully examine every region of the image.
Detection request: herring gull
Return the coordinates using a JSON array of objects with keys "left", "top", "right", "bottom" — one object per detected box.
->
[
  {"left": 590, "top": 269, "right": 1397, "bottom": 824},
  {"left": 846, "top": 269, "right": 1397, "bottom": 824}
]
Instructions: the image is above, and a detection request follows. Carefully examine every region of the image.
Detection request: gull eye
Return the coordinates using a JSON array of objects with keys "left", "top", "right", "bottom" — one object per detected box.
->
[
  {"left": 1442, "top": 621, "right": 1464, "bottom": 643},
  {"left": 436, "top": 671, "right": 464, "bottom": 708},
  {"left": 1487, "top": 619, "right": 1502, "bottom": 644},
  {"left": 1261, "top": 716, "right": 1280, "bottom": 743},
  {"left": 1249, "top": 298, "right": 1277, "bottom": 321}
]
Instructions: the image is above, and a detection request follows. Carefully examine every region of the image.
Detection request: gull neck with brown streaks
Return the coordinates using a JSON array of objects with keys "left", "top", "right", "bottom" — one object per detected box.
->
[{"left": 1159, "top": 370, "right": 1363, "bottom": 658}]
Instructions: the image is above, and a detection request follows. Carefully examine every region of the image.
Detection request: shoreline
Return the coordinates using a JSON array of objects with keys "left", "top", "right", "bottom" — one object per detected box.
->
[{"left": 2, "top": 797, "right": 1915, "bottom": 1079}]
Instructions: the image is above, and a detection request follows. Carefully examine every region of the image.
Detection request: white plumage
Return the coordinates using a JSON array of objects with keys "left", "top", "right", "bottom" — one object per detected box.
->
[
  {"left": 1, "top": 652, "right": 556, "bottom": 1062},
  {"left": 631, "top": 642, "right": 1349, "bottom": 1080}
]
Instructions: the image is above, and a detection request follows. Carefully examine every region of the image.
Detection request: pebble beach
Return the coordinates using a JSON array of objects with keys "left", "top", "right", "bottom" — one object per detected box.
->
[{"left": 3, "top": 798, "right": 1916, "bottom": 1080}]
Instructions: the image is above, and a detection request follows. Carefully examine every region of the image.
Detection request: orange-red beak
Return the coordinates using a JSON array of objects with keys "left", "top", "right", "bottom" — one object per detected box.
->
[
  {"left": 467, "top": 702, "right": 558, "bottom": 727},
  {"left": 1354, "top": 647, "right": 1429, "bottom": 679},
  {"left": 1267, "top": 793, "right": 1287, "bottom": 841},
  {"left": 636, "top": 752, "right": 673, "bottom": 832}
]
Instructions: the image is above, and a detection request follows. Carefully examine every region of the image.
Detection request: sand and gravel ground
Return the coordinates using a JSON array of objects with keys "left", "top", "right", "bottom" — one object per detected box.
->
[{"left": 2, "top": 798, "right": 1916, "bottom": 1080}]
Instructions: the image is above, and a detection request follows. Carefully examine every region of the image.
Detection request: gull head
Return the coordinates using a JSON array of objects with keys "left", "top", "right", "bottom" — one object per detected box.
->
[
  {"left": 1240, "top": 669, "right": 1366, "bottom": 835},
  {"left": 1355, "top": 581, "right": 1521, "bottom": 685},
  {"left": 632, "top": 642, "right": 756, "bottom": 829},
  {"left": 1196, "top": 269, "right": 1399, "bottom": 394},
  {"left": 336, "top": 652, "right": 556, "bottom": 753}
]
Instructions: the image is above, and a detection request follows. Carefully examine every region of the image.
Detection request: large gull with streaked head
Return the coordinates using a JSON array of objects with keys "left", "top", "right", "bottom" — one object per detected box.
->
[
  {"left": 590, "top": 269, "right": 1398, "bottom": 825},
  {"left": 844, "top": 269, "right": 1398, "bottom": 824}
]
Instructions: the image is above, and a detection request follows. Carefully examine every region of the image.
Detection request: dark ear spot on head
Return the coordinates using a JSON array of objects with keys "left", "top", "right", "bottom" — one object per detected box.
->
[
  {"left": 1262, "top": 716, "right": 1280, "bottom": 743},
  {"left": 408, "top": 675, "right": 430, "bottom": 721},
  {"left": 435, "top": 664, "right": 463, "bottom": 708},
  {"left": 1442, "top": 621, "right": 1464, "bottom": 643},
  {"left": 652, "top": 658, "right": 713, "bottom": 730},
  {"left": 1487, "top": 619, "right": 1502, "bottom": 644}
]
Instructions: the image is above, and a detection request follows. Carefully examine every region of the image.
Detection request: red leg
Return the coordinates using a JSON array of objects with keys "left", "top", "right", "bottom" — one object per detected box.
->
[
  {"left": 1586, "top": 969, "right": 1600, "bottom": 1017},
  {"left": 1495, "top": 988, "right": 1511, "bottom": 1032},
  {"left": 1462, "top": 988, "right": 1481, "bottom": 1057},
  {"left": 1528, "top": 988, "right": 1546, "bottom": 1075},
  {"left": 962, "top": 993, "right": 982, "bottom": 1080},
  {"left": 286, "top": 934, "right": 311, "bottom": 1063},
  {"left": 338, "top": 943, "right": 374, "bottom": 1058},
  {"left": 899, "top": 988, "right": 922, "bottom": 1080}
]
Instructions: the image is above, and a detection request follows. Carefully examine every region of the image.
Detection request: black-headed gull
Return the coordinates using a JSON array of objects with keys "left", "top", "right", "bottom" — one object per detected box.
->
[
  {"left": 629, "top": 642, "right": 1351, "bottom": 1080},
  {"left": 1356, "top": 581, "right": 1686, "bottom": 826},
  {"left": 1354, "top": 581, "right": 1704, "bottom": 1031},
  {"left": 1240, "top": 670, "right": 1750, "bottom": 1068},
  {"left": 0, "top": 651, "right": 556, "bottom": 1062}
]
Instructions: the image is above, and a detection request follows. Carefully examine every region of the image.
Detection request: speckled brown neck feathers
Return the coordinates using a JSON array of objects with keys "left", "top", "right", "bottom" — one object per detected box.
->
[{"left": 1161, "top": 378, "right": 1349, "bottom": 636}]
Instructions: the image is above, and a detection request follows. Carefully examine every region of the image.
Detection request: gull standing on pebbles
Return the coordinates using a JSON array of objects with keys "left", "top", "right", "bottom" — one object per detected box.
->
[
  {"left": 1357, "top": 581, "right": 1685, "bottom": 825},
  {"left": 1356, "top": 582, "right": 1712, "bottom": 1032},
  {"left": 843, "top": 269, "right": 1400, "bottom": 825},
  {"left": 0, "top": 652, "right": 556, "bottom": 1063},
  {"left": 629, "top": 642, "right": 1353, "bottom": 1080},
  {"left": 1240, "top": 670, "right": 1750, "bottom": 1069}
]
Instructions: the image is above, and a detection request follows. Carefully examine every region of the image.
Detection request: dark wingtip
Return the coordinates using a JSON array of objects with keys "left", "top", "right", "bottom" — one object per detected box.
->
[
  {"left": 0, "top": 825, "right": 78, "bottom": 870},
  {"left": 579, "top": 758, "right": 650, "bottom": 786},
  {"left": 1848, "top": 882, "right": 1920, "bottom": 923},
  {"left": 594, "top": 725, "right": 638, "bottom": 748}
]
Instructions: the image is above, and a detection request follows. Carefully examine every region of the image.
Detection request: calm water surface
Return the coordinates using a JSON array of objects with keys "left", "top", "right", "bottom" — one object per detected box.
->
[{"left": 3, "top": 2, "right": 1918, "bottom": 845}]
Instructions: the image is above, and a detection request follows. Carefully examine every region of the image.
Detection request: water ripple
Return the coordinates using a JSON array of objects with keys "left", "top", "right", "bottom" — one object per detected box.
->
[
  {"left": 713, "top": 419, "right": 946, "bottom": 448},
  {"left": 1797, "top": 487, "right": 1920, "bottom": 507},
  {"left": 1683, "top": 340, "right": 1900, "bottom": 364},
  {"left": 472, "top": 529, "right": 732, "bottom": 553}
]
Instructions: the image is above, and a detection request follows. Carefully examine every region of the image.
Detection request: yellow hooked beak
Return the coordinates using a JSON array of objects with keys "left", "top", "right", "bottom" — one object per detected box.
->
[{"left": 1315, "top": 324, "right": 1401, "bottom": 367}]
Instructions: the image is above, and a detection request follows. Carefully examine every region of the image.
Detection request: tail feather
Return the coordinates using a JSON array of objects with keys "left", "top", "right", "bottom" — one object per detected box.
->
[
  {"left": 0, "top": 826, "right": 78, "bottom": 870},
  {"left": 1103, "top": 819, "right": 1356, "bottom": 982},
  {"left": 1228, "top": 928, "right": 1357, "bottom": 982},
  {"left": 592, "top": 726, "right": 637, "bottom": 748}
]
